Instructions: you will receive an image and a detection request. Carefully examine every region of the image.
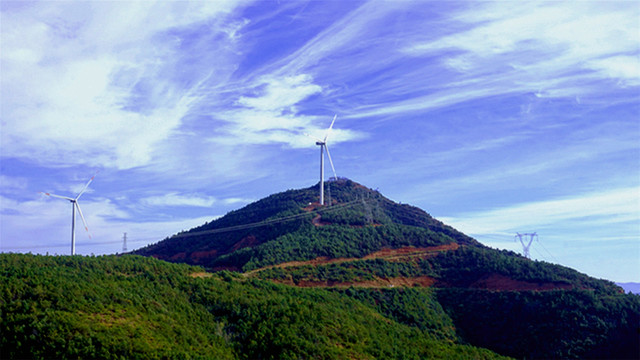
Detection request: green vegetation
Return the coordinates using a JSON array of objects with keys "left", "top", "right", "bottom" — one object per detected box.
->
[
  {"left": 230, "top": 223, "right": 451, "bottom": 271},
  {"left": 332, "top": 287, "right": 457, "bottom": 341},
  {"left": 15, "top": 179, "right": 638, "bottom": 359},
  {"left": 430, "top": 246, "right": 623, "bottom": 293},
  {"left": 0, "top": 253, "right": 507, "bottom": 359},
  {"left": 134, "top": 179, "right": 475, "bottom": 270},
  {"left": 0, "top": 254, "right": 233, "bottom": 360},
  {"left": 253, "top": 245, "right": 619, "bottom": 293},
  {"left": 251, "top": 246, "right": 640, "bottom": 359},
  {"left": 436, "top": 288, "right": 640, "bottom": 359},
  {"left": 256, "top": 258, "right": 426, "bottom": 284}
]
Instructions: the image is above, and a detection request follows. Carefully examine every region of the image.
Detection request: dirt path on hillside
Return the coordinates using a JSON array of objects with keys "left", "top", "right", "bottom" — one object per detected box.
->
[
  {"left": 213, "top": 242, "right": 574, "bottom": 292},
  {"left": 274, "top": 275, "right": 436, "bottom": 288},
  {"left": 246, "top": 243, "right": 459, "bottom": 276},
  {"left": 311, "top": 214, "right": 325, "bottom": 226}
]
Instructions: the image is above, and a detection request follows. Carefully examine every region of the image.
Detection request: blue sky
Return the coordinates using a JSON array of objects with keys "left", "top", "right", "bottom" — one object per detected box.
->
[{"left": 1, "top": 1, "right": 638, "bottom": 282}]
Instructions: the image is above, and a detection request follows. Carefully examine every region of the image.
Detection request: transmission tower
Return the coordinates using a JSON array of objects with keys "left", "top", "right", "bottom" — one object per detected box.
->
[
  {"left": 362, "top": 194, "right": 373, "bottom": 225},
  {"left": 122, "top": 232, "right": 128, "bottom": 253},
  {"left": 514, "top": 232, "right": 537, "bottom": 258}
]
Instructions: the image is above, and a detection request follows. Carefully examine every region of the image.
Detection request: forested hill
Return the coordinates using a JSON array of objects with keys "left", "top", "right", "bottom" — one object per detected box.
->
[
  {"left": 1, "top": 180, "right": 638, "bottom": 359},
  {"left": 130, "top": 179, "right": 640, "bottom": 359},
  {"left": 0, "top": 254, "right": 506, "bottom": 360},
  {"left": 134, "top": 179, "right": 479, "bottom": 271}
]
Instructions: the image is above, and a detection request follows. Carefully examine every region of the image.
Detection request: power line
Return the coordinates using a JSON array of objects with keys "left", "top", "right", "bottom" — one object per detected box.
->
[
  {"left": 0, "top": 237, "right": 155, "bottom": 251},
  {"left": 537, "top": 239, "right": 560, "bottom": 263},
  {"left": 532, "top": 246, "right": 549, "bottom": 262},
  {"left": 2, "top": 199, "right": 370, "bottom": 252},
  {"left": 169, "top": 199, "right": 366, "bottom": 239}
]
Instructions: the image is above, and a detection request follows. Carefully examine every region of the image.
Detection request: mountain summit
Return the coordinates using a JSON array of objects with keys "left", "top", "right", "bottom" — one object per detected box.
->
[{"left": 134, "top": 179, "right": 479, "bottom": 270}]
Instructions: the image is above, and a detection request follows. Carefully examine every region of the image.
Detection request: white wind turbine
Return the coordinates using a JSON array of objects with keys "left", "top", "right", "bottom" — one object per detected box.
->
[
  {"left": 42, "top": 174, "right": 96, "bottom": 255},
  {"left": 305, "top": 115, "right": 338, "bottom": 206}
]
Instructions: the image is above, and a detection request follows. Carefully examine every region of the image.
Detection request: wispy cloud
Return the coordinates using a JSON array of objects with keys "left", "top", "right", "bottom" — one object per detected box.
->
[
  {"left": 0, "top": 194, "right": 219, "bottom": 255},
  {"left": 375, "top": 1, "right": 640, "bottom": 115},
  {"left": 439, "top": 187, "right": 640, "bottom": 236},
  {"left": 0, "top": 175, "right": 27, "bottom": 192},
  {"left": 141, "top": 193, "right": 217, "bottom": 208},
  {"left": 211, "top": 73, "right": 363, "bottom": 148},
  {"left": 1, "top": 0, "right": 638, "bottom": 282},
  {"left": 0, "top": 1, "right": 243, "bottom": 170}
]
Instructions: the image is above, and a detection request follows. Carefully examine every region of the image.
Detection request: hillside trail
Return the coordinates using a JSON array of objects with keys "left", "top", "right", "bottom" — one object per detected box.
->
[
  {"left": 198, "top": 241, "right": 575, "bottom": 292},
  {"left": 244, "top": 243, "right": 459, "bottom": 277}
]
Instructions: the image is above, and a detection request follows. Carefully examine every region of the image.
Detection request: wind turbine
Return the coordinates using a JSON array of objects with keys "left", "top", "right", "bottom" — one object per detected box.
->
[
  {"left": 305, "top": 115, "right": 338, "bottom": 206},
  {"left": 42, "top": 174, "right": 96, "bottom": 255}
]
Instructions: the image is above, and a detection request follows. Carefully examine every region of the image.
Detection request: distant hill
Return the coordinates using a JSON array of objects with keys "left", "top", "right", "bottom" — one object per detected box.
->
[
  {"left": 2, "top": 180, "right": 638, "bottom": 359},
  {"left": 618, "top": 282, "right": 640, "bottom": 294}
]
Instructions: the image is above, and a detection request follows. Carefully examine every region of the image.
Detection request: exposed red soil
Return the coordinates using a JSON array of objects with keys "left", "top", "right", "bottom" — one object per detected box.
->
[
  {"left": 275, "top": 275, "right": 436, "bottom": 289},
  {"left": 468, "top": 273, "right": 573, "bottom": 291},
  {"left": 363, "top": 243, "right": 459, "bottom": 261},
  {"left": 170, "top": 252, "right": 187, "bottom": 261},
  {"left": 247, "top": 244, "right": 460, "bottom": 276},
  {"left": 190, "top": 249, "right": 218, "bottom": 263},
  {"left": 249, "top": 243, "right": 574, "bottom": 292},
  {"left": 302, "top": 203, "right": 321, "bottom": 212},
  {"left": 311, "top": 214, "right": 333, "bottom": 227},
  {"left": 230, "top": 235, "right": 260, "bottom": 252}
]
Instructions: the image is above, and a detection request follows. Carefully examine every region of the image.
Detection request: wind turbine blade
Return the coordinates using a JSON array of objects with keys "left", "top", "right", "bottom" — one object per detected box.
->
[
  {"left": 323, "top": 114, "right": 337, "bottom": 142},
  {"left": 324, "top": 144, "right": 337, "bottom": 180},
  {"left": 304, "top": 132, "right": 324, "bottom": 143},
  {"left": 76, "top": 172, "right": 98, "bottom": 200},
  {"left": 41, "top": 192, "right": 74, "bottom": 201},
  {"left": 75, "top": 202, "right": 92, "bottom": 239}
]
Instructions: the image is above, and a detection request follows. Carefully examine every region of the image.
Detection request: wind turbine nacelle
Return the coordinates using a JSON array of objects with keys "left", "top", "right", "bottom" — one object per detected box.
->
[{"left": 316, "top": 141, "right": 325, "bottom": 146}]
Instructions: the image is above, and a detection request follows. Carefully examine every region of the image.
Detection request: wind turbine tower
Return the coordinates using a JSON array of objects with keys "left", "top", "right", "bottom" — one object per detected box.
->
[
  {"left": 306, "top": 115, "right": 338, "bottom": 205},
  {"left": 42, "top": 174, "right": 96, "bottom": 255}
]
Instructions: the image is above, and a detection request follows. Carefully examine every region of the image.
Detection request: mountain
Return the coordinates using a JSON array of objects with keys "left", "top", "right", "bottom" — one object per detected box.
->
[
  {"left": 134, "top": 179, "right": 640, "bottom": 359},
  {"left": 2, "top": 179, "right": 638, "bottom": 359},
  {"left": 135, "top": 179, "right": 479, "bottom": 271}
]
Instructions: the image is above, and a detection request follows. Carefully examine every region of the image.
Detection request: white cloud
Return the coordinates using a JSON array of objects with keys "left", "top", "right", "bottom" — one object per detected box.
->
[
  {"left": 397, "top": 1, "right": 640, "bottom": 110},
  {"left": 222, "top": 197, "right": 254, "bottom": 205},
  {"left": 1, "top": 195, "right": 129, "bottom": 247},
  {"left": 408, "top": 2, "right": 637, "bottom": 65},
  {"left": 141, "top": 193, "right": 217, "bottom": 208},
  {"left": 237, "top": 74, "right": 322, "bottom": 112},
  {"left": 439, "top": 187, "right": 640, "bottom": 236},
  {"left": 587, "top": 55, "right": 640, "bottom": 87},
  {"left": 0, "top": 193, "right": 218, "bottom": 255},
  {"left": 350, "top": 85, "right": 504, "bottom": 119},
  {"left": 0, "top": 1, "right": 242, "bottom": 170},
  {"left": 218, "top": 74, "right": 362, "bottom": 148}
]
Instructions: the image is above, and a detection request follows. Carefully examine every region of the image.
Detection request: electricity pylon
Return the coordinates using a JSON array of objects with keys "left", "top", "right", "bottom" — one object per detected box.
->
[{"left": 515, "top": 232, "right": 538, "bottom": 258}]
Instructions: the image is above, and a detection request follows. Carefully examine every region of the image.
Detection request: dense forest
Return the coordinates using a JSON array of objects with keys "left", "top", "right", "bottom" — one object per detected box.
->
[
  {"left": 0, "top": 253, "right": 505, "bottom": 359},
  {"left": 4, "top": 180, "right": 639, "bottom": 359}
]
